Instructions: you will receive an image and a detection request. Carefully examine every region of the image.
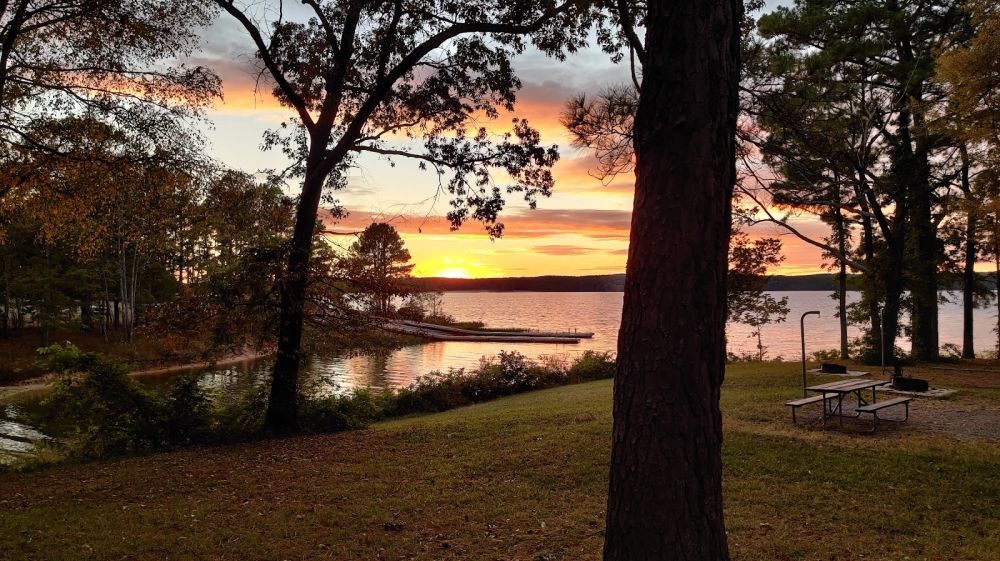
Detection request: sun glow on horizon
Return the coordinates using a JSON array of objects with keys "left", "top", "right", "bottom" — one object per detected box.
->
[{"left": 433, "top": 267, "right": 473, "bottom": 279}]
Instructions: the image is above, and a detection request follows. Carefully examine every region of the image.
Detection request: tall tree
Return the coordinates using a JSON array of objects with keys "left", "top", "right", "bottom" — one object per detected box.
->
[
  {"left": 214, "top": 0, "right": 589, "bottom": 431},
  {"left": 603, "top": 0, "right": 740, "bottom": 559},
  {"left": 937, "top": 0, "right": 1000, "bottom": 358},
  {"left": 936, "top": 1, "right": 1000, "bottom": 146},
  {"left": 741, "top": 57, "right": 881, "bottom": 360},
  {"left": 1, "top": 117, "right": 204, "bottom": 341}
]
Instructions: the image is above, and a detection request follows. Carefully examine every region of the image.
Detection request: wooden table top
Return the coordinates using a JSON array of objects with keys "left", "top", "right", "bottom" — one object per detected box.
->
[{"left": 806, "top": 379, "right": 890, "bottom": 393}]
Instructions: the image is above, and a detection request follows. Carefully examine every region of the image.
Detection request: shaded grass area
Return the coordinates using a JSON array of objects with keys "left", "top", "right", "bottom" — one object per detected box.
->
[{"left": 1, "top": 363, "right": 999, "bottom": 560}]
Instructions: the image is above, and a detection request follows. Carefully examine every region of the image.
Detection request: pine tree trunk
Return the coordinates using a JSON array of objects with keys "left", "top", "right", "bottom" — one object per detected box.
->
[
  {"left": 839, "top": 260, "right": 849, "bottom": 359},
  {"left": 836, "top": 207, "right": 849, "bottom": 360},
  {"left": 882, "top": 232, "right": 906, "bottom": 366},
  {"left": 81, "top": 301, "right": 92, "bottom": 331},
  {"left": 2, "top": 274, "right": 9, "bottom": 339},
  {"left": 896, "top": 31, "right": 937, "bottom": 360},
  {"left": 603, "top": 1, "right": 739, "bottom": 559},
  {"left": 963, "top": 220, "right": 976, "bottom": 359},
  {"left": 993, "top": 247, "right": 1000, "bottom": 356},
  {"left": 908, "top": 151, "right": 939, "bottom": 361},
  {"left": 960, "top": 145, "right": 976, "bottom": 359},
  {"left": 853, "top": 180, "right": 883, "bottom": 363},
  {"left": 265, "top": 170, "right": 325, "bottom": 432},
  {"left": 995, "top": 244, "right": 999, "bottom": 354}
]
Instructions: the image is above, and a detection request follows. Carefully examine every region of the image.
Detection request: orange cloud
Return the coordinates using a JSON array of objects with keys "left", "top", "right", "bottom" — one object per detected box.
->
[
  {"left": 323, "top": 207, "right": 633, "bottom": 241},
  {"left": 530, "top": 245, "right": 602, "bottom": 256},
  {"left": 548, "top": 154, "right": 636, "bottom": 195},
  {"left": 203, "top": 50, "right": 581, "bottom": 141}
]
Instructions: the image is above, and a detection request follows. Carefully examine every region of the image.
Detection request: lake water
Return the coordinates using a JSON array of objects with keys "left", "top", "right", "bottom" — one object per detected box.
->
[{"left": 2, "top": 290, "right": 998, "bottom": 457}]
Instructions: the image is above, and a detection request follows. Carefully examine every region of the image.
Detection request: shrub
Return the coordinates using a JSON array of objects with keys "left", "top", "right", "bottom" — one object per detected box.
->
[
  {"left": 31, "top": 346, "right": 618, "bottom": 463},
  {"left": 36, "top": 342, "right": 100, "bottom": 373},
  {"left": 301, "top": 389, "right": 390, "bottom": 432},
  {"left": 726, "top": 351, "right": 757, "bottom": 362},
  {"left": 40, "top": 343, "right": 215, "bottom": 458},
  {"left": 388, "top": 351, "right": 611, "bottom": 416},
  {"left": 940, "top": 343, "right": 962, "bottom": 360},
  {"left": 810, "top": 349, "right": 841, "bottom": 362},
  {"left": 567, "top": 351, "right": 616, "bottom": 382},
  {"left": 161, "top": 376, "right": 215, "bottom": 445},
  {"left": 396, "top": 300, "right": 427, "bottom": 321},
  {"left": 46, "top": 356, "right": 168, "bottom": 458},
  {"left": 212, "top": 384, "right": 268, "bottom": 438},
  {"left": 391, "top": 369, "right": 474, "bottom": 415}
]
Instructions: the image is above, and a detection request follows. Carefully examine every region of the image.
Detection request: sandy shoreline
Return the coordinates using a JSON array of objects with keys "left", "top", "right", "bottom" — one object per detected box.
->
[{"left": 0, "top": 352, "right": 269, "bottom": 401}]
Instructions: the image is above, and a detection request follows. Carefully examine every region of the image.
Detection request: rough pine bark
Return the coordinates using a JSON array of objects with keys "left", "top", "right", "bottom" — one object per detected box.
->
[
  {"left": 854, "top": 184, "right": 884, "bottom": 364},
  {"left": 907, "top": 145, "right": 939, "bottom": 361},
  {"left": 995, "top": 249, "right": 1000, "bottom": 354},
  {"left": 960, "top": 146, "right": 976, "bottom": 359},
  {"left": 896, "top": 32, "right": 937, "bottom": 361},
  {"left": 962, "top": 214, "right": 977, "bottom": 359},
  {"left": 603, "top": 0, "right": 739, "bottom": 559},
  {"left": 835, "top": 206, "right": 849, "bottom": 360},
  {"left": 881, "top": 231, "right": 907, "bottom": 365}
]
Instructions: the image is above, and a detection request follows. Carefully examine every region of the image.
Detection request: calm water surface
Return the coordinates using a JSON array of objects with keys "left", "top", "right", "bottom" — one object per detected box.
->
[{"left": 3, "top": 290, "right": 998, "bottom": 457}]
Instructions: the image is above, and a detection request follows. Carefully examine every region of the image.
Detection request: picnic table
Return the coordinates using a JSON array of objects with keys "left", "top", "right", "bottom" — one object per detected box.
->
[{"left": 805, "top": 379, "right": 890, "bottom": 425}]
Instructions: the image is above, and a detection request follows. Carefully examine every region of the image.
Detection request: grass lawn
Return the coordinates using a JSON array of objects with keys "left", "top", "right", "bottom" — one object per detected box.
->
[{"left": 1, "top": 362, "right": 998, "bottom": 560}]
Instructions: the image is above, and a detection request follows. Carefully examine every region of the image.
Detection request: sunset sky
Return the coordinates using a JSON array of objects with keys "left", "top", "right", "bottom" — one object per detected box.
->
[{"left": 191, "top": 1, "right": 828, "bottom": 279}]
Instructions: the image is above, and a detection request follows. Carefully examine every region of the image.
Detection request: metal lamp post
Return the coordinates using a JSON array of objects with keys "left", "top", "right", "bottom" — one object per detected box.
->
[
  {"left": 800, "top": 310, "right": 821, "bottom": 397},
  {"left": 878, "top": 304, "right": 887, "bottom": 377}
]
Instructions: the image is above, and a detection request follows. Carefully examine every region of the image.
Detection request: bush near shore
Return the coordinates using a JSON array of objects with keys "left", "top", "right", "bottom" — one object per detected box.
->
[{"left": 14, "top": 344, "right": 616, "bottom": 465}]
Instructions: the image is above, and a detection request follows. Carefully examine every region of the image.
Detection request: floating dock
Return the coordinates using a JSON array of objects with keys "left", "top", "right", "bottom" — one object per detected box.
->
[{"left": 382, "top": 319, "right": 593, "bottom": 343}]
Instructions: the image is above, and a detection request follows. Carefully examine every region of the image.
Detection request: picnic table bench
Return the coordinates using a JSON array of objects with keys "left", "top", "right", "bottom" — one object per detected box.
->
[
  {"left": 785, "top": 393, "right": 837, "bottom": 423},
  {"left": 855, "top": 397, "right": 911, "bottom": 432}
]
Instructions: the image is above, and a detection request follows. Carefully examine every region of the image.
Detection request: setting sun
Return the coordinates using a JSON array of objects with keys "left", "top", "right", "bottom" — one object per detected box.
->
[{"left": 434, "top": 267, "right": 472, "bottom": 279}]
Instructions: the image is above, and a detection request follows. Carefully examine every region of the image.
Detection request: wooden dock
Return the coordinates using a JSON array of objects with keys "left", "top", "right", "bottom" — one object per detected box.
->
[{"left": 382, "top": 319, "right": 593, "bottom": 343}]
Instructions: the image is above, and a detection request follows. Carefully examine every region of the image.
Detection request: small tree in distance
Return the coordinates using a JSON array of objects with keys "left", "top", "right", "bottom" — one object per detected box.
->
[
  {"left": 342, "top": 223, "right": 414, "bottom": 316},
  {"left": 728, "top": 232, "right": 789, "bottom": 361}
]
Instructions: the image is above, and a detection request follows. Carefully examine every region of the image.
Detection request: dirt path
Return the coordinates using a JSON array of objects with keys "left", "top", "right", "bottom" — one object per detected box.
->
[{"left": 907, "top": 395, "right": 1000, "bottom": 440}]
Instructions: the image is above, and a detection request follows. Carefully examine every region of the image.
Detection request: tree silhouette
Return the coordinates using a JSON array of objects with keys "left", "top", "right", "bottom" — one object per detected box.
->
[
  {"left": 342, "top": 223, "right": 414, "bottom": 316},
  {"left": 213, "top": 0, "right": 591, "bottom": 430}
]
